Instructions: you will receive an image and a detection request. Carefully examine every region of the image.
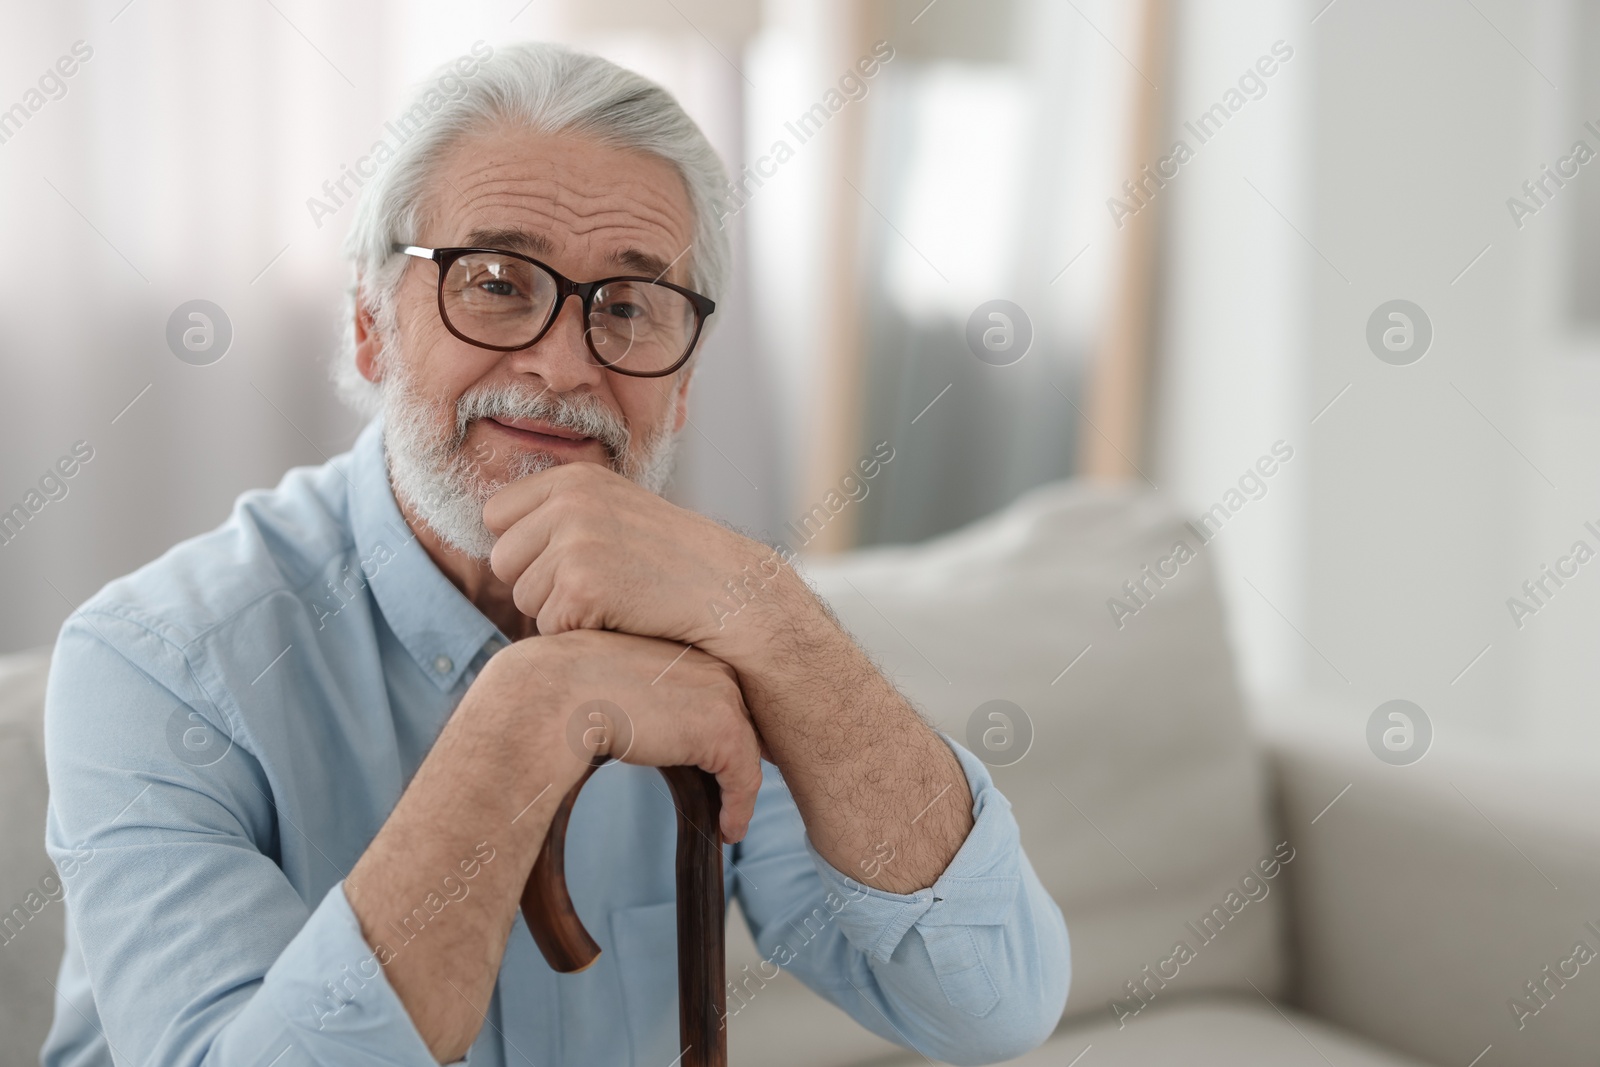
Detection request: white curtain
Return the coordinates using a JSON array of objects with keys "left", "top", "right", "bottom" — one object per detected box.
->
[
  {"left": 0, "top": 0, "right": 1142, "bottom": 651},
  {"left": 0, "top": 0, "right": 775, "bottom": 652},
  {"left": 801, "top": 0, "right": 1142, "bottom": 544}
]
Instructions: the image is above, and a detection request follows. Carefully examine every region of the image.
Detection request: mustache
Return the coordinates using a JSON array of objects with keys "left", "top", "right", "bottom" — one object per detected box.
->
[{"left": 453, "top": 381, "right": 632, "bottom": 462}]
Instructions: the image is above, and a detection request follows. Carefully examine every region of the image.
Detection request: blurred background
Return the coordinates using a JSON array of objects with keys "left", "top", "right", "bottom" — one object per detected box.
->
[
  {"left": 12, "top": 3, "right": 1600, "bottom": 1065},
  {"left": 1, "top": 0, "right": 1596, "bottom": 752}
]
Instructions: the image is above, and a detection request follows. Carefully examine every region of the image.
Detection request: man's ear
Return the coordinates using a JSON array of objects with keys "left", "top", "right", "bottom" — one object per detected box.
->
[
  {"left": 353, "top": 287, "right": 383, "bottom": 385},
  {"left": 670, "top": 364, "right": 695, "bottom": 434}
]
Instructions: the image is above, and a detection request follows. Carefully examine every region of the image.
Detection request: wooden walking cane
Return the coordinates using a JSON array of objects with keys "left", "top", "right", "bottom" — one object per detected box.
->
[{"left": 521, "top": 759, "right": 727, "bottom": 1067}]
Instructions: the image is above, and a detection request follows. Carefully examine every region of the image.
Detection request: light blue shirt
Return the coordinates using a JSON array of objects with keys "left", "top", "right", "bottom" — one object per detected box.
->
[{"left": 40, "top": 417, "right": 1069, "bottom": 1067}]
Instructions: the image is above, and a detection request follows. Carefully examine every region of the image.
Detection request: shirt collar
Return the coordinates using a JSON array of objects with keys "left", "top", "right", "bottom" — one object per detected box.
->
[{"left": 347, "top": 416, "right": 509, "bottom": 692}]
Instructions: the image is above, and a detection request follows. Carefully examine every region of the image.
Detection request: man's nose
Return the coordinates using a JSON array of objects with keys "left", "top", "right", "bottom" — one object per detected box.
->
[{"left": 505, "top": 293, "right": 605, "bottom": 392}]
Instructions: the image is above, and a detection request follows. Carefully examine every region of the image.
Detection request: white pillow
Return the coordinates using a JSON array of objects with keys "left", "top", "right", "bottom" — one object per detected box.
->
[{"left": 793, "top": 481, "right": 1287, "bottom": 1028}]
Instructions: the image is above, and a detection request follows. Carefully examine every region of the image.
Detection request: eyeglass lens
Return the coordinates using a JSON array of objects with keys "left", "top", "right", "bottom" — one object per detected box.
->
[{"left": 441, "top": 251, "right": 697, "bottom": 373}]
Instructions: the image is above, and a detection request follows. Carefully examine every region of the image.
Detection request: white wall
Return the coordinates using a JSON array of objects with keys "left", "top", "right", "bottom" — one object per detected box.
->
[
  {"left": 1161, "top": 0, "right": 1600, "bottom": 751},
  {"left": 1301, "top": 0, "right": 1556, "bottom": 744},
  {"left": 1508, "top": 1, "right": 1600, "bottom": 750},
  {"left": 1152, "top": 0, "right": 1311, "bottom": 704}
]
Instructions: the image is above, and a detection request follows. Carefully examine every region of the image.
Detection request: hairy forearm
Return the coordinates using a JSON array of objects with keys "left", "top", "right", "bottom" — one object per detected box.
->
[
  {"left": 714, "top": 571, "right": 973, "bottom": 894},
  {"left": 344, "top": 656, "right": 582, "bottom": 1062}
]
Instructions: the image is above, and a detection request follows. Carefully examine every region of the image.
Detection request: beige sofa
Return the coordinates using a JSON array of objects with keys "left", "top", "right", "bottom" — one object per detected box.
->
[{"left": 3, "top": 482, "right": 1598, "bottom": 1066}]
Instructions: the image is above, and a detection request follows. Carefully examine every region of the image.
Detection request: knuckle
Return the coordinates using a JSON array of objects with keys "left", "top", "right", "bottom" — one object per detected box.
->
[
  {"left": 536, "top": 607, "right": 572, "bottom": 635},
  {"left": 544, "top": 581, "right": 578, "bottom": 618},
  {"left": 569, "top": 556, "right": 602, "bottom": 588}
]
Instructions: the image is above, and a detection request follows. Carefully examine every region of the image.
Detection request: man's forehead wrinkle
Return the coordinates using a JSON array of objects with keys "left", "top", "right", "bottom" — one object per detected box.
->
[
  {"left": 446, "top": 183, "right": 684, "bottom": 240},
  {"left": 451, "top": 194, "right": 682, "bottom": 251},
  {"left": 437, "top": 131, "right": 688, "bottom": 211},
  {"left": 447, "top": 157, "right": 678, "bottom": 210},
  {"left": 430, "top": 142, "right": 695, "bottom": 283},
  {"left": 445, "top": 199, "right": 690, "bottom": 284},
  {"left": 451, "top": 171, "right": 687, "bottom": 228}
]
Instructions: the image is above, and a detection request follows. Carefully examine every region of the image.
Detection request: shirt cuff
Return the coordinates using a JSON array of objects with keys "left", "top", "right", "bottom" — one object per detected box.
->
[
  {"left": 803, "top": 733, "right": 1024, "bottom": 965},
  {"left": 256, "top": 880, "right": 445, "bottom": 1065}
]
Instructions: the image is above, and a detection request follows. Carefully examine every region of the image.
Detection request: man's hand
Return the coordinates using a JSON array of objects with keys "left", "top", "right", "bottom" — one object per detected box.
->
[
  {"left": 483, "top": 462, "right": 807, "bottom": 663},
  {"left": 344, "top": 626, "right": 764, "bottom": 1061},
  {"left": 481, "top": 459, "right": 973, "bottom": 897},
  {"left": 512, "top": 628, "right": 765, "bottom": 842}
]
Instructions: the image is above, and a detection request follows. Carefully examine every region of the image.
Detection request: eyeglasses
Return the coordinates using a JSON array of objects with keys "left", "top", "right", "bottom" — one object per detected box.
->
[{"left": 393, "top": 244, "right": 716, "bottom": 378}]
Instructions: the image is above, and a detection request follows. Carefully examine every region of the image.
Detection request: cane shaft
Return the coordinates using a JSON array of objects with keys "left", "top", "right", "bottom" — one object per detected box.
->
[
  {"left": 520, "top": 763, "right": 726, "bottom": 1067},
  {"left": 661, "top": 765, "right": 727, "bottom": 1067}
]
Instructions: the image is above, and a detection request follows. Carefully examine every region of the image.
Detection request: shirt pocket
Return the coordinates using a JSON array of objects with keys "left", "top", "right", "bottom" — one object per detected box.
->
[{"left": 610, "top": 900, "right": 680, "bottom": 1067}]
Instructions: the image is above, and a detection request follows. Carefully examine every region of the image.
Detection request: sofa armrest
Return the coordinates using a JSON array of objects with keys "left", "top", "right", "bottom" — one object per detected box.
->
[{"left": 1261, "top": 696, "right": 1600, "bottom": 1067}]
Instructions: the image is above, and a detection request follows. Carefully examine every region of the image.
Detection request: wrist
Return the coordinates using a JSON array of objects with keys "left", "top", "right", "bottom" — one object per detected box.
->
[
  {"left": 695, "top": 550, "right": 831, "bottom": 675},
  {"left": 476, "top": 638, "right": 591, "bottom": 802}
]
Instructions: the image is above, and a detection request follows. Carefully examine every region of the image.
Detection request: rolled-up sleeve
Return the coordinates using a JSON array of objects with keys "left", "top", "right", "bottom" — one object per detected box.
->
[
  {"left": 731, "top": 735, "right": 1070, "bottom": 1066},
  {"left": 42, "top": 609, "right": 439, "bottom": 1067}
]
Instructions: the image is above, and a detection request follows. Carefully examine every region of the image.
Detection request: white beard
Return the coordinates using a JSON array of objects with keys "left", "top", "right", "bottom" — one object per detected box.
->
[{"left": 378, "top": 353, "right": 680, "bottom": 561}]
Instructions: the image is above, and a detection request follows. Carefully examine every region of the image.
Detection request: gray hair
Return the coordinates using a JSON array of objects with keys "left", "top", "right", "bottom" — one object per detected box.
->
[{"left": 331, "top": 41, "right": 731, "bottom": 417}]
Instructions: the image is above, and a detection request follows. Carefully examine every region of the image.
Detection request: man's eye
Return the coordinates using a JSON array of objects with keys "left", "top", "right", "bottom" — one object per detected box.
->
[
  {"left": 603, "top": 301, "right": 644, "bottom": 319},
  {"left": 476, "top": 277, "right": 520, "bottom": 297}
]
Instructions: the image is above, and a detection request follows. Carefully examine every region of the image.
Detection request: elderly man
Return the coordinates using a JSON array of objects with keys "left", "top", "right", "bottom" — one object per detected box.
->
[{"left": 41, "top": 42, "right": 1068, "bottom": 1067}]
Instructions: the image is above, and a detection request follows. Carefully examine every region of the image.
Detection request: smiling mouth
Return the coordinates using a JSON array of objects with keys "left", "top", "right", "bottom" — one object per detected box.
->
[{"left": 484, "top": 416, "right": 606, "bottom": 456}]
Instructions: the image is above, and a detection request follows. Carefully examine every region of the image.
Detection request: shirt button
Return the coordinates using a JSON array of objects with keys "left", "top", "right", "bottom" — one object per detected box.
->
[{"left": 433, "top": 654, "right": 453, "bottom": 674}]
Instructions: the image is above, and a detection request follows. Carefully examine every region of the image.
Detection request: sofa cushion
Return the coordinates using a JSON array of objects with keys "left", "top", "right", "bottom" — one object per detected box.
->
[
  {"left": 0, "top": 648, "right": 58, "bottom": 1061},
  {"left": 1265, "top": 702, "right": 1600, "bottom": 1067},
  {"left": 877, "top": 997, "right": 1437, "bottom": 1067},
  {"left": 727, "top": 481, "right": 1286, "bottom": 1066}
]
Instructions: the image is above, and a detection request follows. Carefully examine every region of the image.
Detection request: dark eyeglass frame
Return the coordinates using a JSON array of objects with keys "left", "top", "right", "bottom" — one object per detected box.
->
[{"left": 393, "top": 243, "right": 716, "bottom": 378}]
